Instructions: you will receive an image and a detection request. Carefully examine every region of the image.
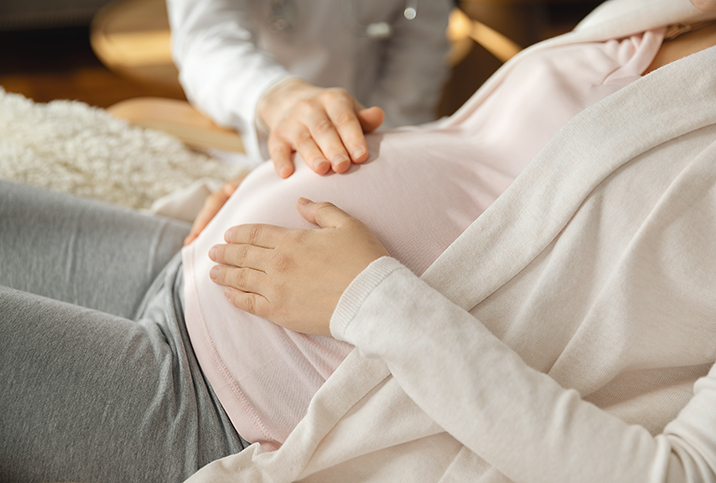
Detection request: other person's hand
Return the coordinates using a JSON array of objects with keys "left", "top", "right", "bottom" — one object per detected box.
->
[
  {"left": 208, "top": 198, "right": 390, "bottom": 335},
  {"left": 258, "top": 79, "right": 384, "bottom": 179},
  {"left": 184, "top": 175, "right": 247, "bottom": 246}
]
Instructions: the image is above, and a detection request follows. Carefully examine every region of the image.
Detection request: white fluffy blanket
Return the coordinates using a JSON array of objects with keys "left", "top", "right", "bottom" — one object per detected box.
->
[{"left": 0, "top": 88, "right": 247, "bottom": 220}]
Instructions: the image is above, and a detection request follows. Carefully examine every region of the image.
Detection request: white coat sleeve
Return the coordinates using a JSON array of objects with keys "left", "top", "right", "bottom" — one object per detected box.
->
[
  {"left": 364, "top": 0, "right": 452, "bottom": 127},
  {"left": 331, "top": 256, "right": 716, "bottom": 483},
  {"left": 166, "top": 0, "right": 295, "bottom": 160}
]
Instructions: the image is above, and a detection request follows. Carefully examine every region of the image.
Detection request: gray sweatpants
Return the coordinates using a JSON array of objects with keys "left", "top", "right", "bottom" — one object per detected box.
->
[{"left": 0, "top": 181, "right": 245, "bottom": 482}]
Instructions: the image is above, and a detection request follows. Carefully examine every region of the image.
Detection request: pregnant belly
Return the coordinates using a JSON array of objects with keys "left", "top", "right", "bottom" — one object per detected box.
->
[{"left": 183, "top": 128, "right": 513, "bottom": 448}]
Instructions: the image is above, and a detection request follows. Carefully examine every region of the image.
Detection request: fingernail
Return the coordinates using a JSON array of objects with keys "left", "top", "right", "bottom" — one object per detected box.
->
[
  {"left": 210, "top": 266, "right": 219, "bottom": 280},
  {"left": 280, "top": 166, "right": 292, "bottom": 178},
  {"left": 209, "top": 246, "right": 218, "bottom": 260},
  {"left": 224, "top": 229, "right": 233, "bottom": 242},
  {"left": 333, "top": 155, "right": 350, "bottom": 172},
  {"left": 314, "top": 160, "right": 330, "bottom": 172},
  {"left": 298, "top": 197, "right": 313, "bottom": 205},
  {"left": 352, "top": 147, "right": 365, "bottom": 160}
]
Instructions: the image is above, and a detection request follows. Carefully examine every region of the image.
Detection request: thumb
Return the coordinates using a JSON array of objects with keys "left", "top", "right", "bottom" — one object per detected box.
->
[{"left": 297, "top": 198, "right": 351, "bottom": 228}]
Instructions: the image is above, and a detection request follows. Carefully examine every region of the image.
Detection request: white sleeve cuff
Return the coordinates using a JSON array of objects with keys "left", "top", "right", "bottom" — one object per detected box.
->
[{"left": 330, "top": 256, "right": 405, "bottom": 340}]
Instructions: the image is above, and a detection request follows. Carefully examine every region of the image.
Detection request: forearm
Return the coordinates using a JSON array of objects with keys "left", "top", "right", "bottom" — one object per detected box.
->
[
  {"left": 167, "top": 0, "right": 292, "bottom": 146},
  {"left": 332, "top": 257, "right": 715, "bottom": 483}
]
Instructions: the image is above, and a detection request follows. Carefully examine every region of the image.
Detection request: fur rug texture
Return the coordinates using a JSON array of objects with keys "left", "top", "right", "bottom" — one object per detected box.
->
[{"left": 0, "top": 87, "right": 246, "bottom": 212}]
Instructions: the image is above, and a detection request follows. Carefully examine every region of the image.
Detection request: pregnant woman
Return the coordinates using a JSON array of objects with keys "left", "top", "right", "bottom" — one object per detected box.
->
[
  {"left": 2, "top": 0, "right": 716, "bottom": 481},
  {"left": 182, "top": 24, "right": 666, "bottom": 449}
]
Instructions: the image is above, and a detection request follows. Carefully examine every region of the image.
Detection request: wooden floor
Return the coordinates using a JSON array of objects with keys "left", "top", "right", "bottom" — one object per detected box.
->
[{"left": 0, "top": 26, "right": 184, "bottom": 108}]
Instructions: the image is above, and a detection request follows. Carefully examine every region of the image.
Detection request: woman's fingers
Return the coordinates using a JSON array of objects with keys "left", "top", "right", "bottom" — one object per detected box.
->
[
  {"left": 224, "top": 289, "right": 270, "bottom": 318},
  {"left": 208, "top": 200, "right": 390, "bottom": 335},
  {"left": 209, "top": 243, "right": 274, "bottom": 318},
  {"left": 210, "top": 264, "right": 267, "bottom": 295},
  {"left": 223, "top": 223, "right": 284, "bottom": 248},
  {"left": 209, "top": 243, "right": 270, "bottom": 272},
  {"left": 297, "top": 198, "right": 351, "bottom": 228}
]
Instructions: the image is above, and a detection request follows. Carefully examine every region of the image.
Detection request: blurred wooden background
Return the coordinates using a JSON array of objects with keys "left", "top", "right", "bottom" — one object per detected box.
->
[
  {"left": 0, "top": 0, "right": 601, "bottom": 115},
  {"left": 0, "top": 26, "right": 185, "bottom": 107}
]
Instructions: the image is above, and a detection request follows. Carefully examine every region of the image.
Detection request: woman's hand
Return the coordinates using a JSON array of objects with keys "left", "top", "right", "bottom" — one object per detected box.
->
[
  {"left": 184, "top": 175, "right": 247, "bottom": 246},
  {"left": 208, "top": 198, "right": 390, "bottom": 335},
  {"left": 258, "top": 79, "right": 384, "bottom": 179}
]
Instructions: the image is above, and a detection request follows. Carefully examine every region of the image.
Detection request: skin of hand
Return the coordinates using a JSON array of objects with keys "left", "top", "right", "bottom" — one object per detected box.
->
[
  {"left": 691, "top": 0, "right": 716, "bottom": 12},
  {"left": 258, "top": 78, "right": 385, "bottom": 179},
  {"left": 184, "top": 175, "right": 247, "bottom": 246},
  {"left": 208, "top": 198, "right": 390, "bottom": 335}
]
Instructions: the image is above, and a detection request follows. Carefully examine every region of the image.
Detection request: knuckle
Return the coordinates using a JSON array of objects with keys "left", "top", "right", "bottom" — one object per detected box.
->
[
  {"left": 314, "top": 201, "right": 335, "bottom": 212},
  {"left": 268, "top": 130, "right": 284, "bottom": 145},
  {"left": 269, "top": 141, "right": 289, "bottom": 155},
  {"left": 269, "top": 144, "right": 291, "bottom": 163},
  {"left": 229, "top": 268, "right": 247, "bottom": 288},
  {"left": 332, "top": 112, "right": 355, "bottom": 128},
  {"left": 243, "top": 294, "right": 256, "bottom": 315},
  {"left": 312, "top": 118, "right": 333, "bottom": 135},
  {"left": 317, "top": 90, "right": 334, "bottom": 101},
  {"left": 248, "top": 225, "right": 261, "bottom": 245},
  {"left": 296, "top": 99, "right": 317, "bottom": 114},
  {"left": 273, "top": 253, "right": 295, "bottom": 273},
  {"left": 237, "top": 245, "right": 249, "bottom": 266},
  {"left": 323, "top": 88, "right": 349, "bottom": 101},
  {"left": 294, "top": 129, "right": 313, "bottom": 146}
]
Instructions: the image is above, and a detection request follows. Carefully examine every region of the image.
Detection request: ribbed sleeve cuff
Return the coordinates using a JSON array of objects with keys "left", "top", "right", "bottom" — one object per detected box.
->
[{"left": 330, "top": 256, "right": 404, "bottom": 340}]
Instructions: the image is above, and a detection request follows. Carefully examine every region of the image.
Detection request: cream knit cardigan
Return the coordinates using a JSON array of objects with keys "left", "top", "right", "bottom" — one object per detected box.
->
[{"left": 186, "top": 0, "right": 716, "bottom": 481}]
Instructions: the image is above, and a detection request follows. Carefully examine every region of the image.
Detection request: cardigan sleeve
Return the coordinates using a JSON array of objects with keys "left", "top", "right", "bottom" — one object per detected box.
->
[
  {"left": 331, "top": 256, "right": 716, "bottom": 483},
  {"left": 166, "top": 0, "right": 294, "bottom": 160}
]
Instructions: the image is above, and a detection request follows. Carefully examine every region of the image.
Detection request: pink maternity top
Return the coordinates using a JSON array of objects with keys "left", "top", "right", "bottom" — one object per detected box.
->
[{"left": 182, "top": 30, "right": 664, "bottom": 450}]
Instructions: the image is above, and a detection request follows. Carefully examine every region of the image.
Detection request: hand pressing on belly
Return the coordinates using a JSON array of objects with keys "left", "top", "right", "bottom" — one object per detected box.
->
[
  {"left": 258, "top": 79, "right": 384, "bottom": 179},
  {"left": 208, "top": 198, "right": 390, "bottom": 335}
]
